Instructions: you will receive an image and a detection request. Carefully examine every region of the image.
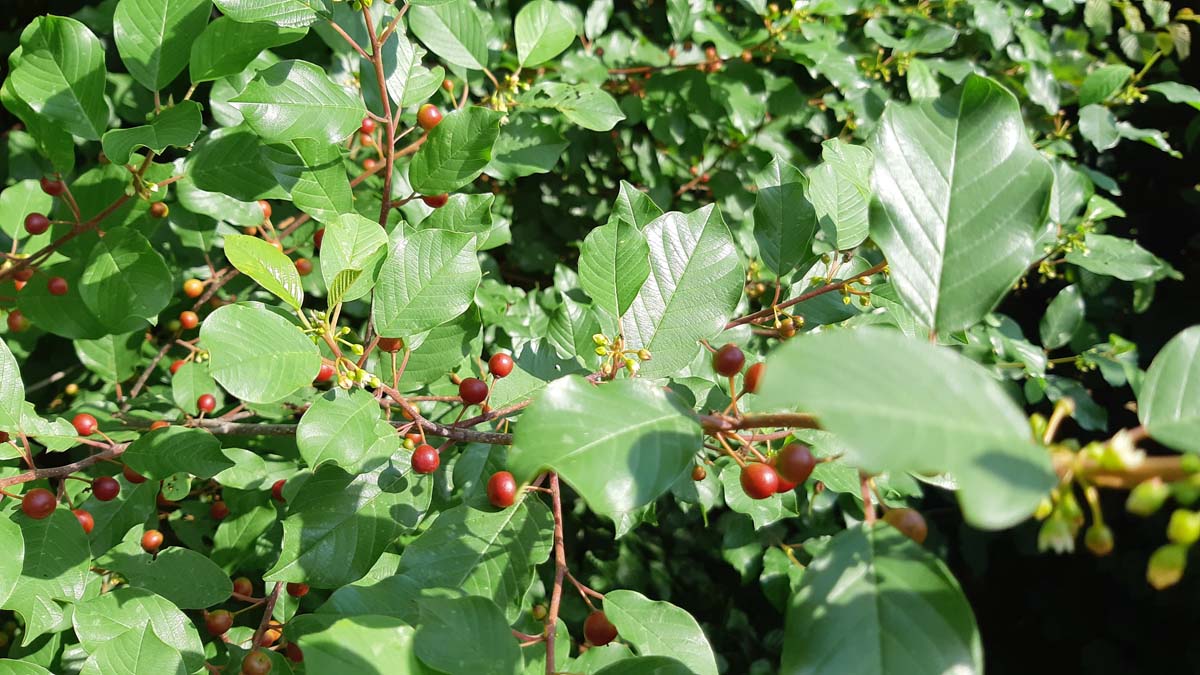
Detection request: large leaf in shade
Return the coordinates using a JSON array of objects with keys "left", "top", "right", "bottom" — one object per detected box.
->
[
  {"left": 3, "top": 510, "right": 91, "bottom": 645},
  {"left": 623, "top": 206, "right": 744, "bottom": 378},
  {"left": 189, "top": 126, "right": 286, "bottom": 201},
  {"left": 0, "top": 338, "right": 24, "bottom": 430},
  {"left": 230, "top": 60, "right": 364, "bottom": 143},
  {"left": 297, "top": 388, "right": 391, "bottom": 471},
  {"left": 781, "top": 526, "right": 981, "bottom": 674},
  {"left": 753, "top": 157, "right": 818, "bottom": 277},
  {"left": 320, "top": 213, "right": 388, "bottom": 303},
  {"left": 515, "top": 0, "right": 576, "bottom": 66},
  {"left": 78, "top": 625, "right": 187, "bottom": 675},
  {"left": 224, "top": 233, "right": 304, "bottom": 309},
  {"left": 189, "top": 16, "right": 307, "bottom": 82},
  {"left": 393, "top": 308, "right": 482, "bottom": 390},
  {"left": 212, "top": 0, "right": 331, "bottom": 28},
  {"left": 80, "top": 229, "right": 174, "bottom": 334},
  {"left": 604, "top": 590, "right": 717, "bottom": 675},
  {"left": 1039, "top": 284, "right": 1084, "bottom": 350},
  {"left": 372, "top": 228, "right": 481, "bottom": 337},
  {"left": 396, "top": 501, "right": 553, "bottom": 621},
  {"left": 261, "top": 138, "right": 353, "bottom": 225},
  {"left": 869, "top": 74, "right": 1053, "bottom": 333},
  {"left": 408, "top": 107, "right": 503, "bottom": 194},
  {"left": 415, "top": 596, "right": 523, "bottom": 675},
  {"left": 593, "top": 657, "right": 693, "bottom": 675},
  {"left": 101, "top": 101, "right": 203, "bottom": 165},
  {"left": 579, "top": 219, "right": 650, "bottom": 323},
  {"left": 1139, "top": 326, "right": 1200, "bottom": 453},
  {"left": 288, "top": 615, "right": 432, "bottom": 675},
  {"left": 121, "top": 427, "right": 233, "bottom": 479},
  {"left": 265, "top": 458, "right": 430, "bottom": 588},
  {"left": 409, "top": 1, "right": 488, "bottom": 70},
  {"left": 10, "top": 16, "right": 108, "bottom": 140},
  {"left": 509, "top": 376, "right": 701, "bottom": 518},
  {"left": 113, "top": 0, "right": 211, "bottom": 90},
  {"left": 72, "top": 587, "right": 205, "bottom": 672},
  {"left": 760, "top": 328, "right": 1054, "bottom": 529},
  {"left": 97, "top": 540, "right": 232, "bottom": 609},
  {"left": 81, "top": 479, "right": 159, "bottom": 556},
  {"left": 1064, "top": 232, "right": 1179, "bottom": 281},
  {"left": 201, "top": 303, "right": 321, "bottom": 404},
  {"left": 17, "top": 260, "right": 108, "bottom": 340}
]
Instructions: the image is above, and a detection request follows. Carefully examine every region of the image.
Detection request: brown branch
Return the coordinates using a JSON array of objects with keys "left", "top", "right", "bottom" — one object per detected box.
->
[
  {"left": 121, "top": 339, "right": 177, "bottom": 411},
  {"left": 361, "top": 6, "right": 396, "bottom": 227},
  {"left": 545, "top": 473, "right": 567, "bottom": 674},
  {"left": 700, "top": 412, "right": 819, "bottom": 434},
  {"left": 1054, "top": 452, "right": 1187, "bottom": 489},
  {"left": 0, "top": 443, "right": 129, "bottom": 489},
  {"left": 726, "top": 261, "right": 888, "bottom": 329},
  {"left": 251, "top": 581, "right": 283, "bottom": 650}
]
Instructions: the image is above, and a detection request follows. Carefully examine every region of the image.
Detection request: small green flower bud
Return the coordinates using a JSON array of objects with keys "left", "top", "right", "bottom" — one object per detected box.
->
[
  {"left": 637, "top": 349, "right": 652, "bottom": 361},
  {"left": 624, "top": 357, "right": 639, "bottom": 374},
  {"left": 1084, "top": 523, "right": 1114, "bottom": 556},
  {"left": 1147, "top": 544, "right": 1188, "bottom": 590},
  {"left": 1034, "top": 497, "right": 1053, "bottom": 520},
  {"left": 531, "top": 604, "right": 548, "bottom": 621},
  {"left": 1127, "top": 478, "right": 1170, "bottom": 517},
  {"left": 351, "top": 343, "right": 364, "bottom": 355},
  {"left": 595, "top": 346, "right": 608, "bottom": 356},
  {"left": 592, "top": 334, "right": 609, "bottom": 346},
  {"left": 1168, "top": 509, "right": 1200, "bottom": 545}
]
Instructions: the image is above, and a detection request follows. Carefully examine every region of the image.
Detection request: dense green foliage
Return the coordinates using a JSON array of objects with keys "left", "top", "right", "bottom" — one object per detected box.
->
[{"left": 0, "top": 0, "right": 1197, "bottom": 673}]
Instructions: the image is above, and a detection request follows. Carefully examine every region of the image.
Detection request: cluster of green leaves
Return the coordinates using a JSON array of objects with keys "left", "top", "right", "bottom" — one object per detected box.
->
[{"left": 0, "top": 0, "right": 1197, "bottom": 672}]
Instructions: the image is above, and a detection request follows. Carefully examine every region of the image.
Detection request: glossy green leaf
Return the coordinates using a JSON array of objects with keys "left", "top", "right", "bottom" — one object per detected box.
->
[
  {"left": 72, "top": 588, "right": 205, "bottom": 672},
  {"left": 0, "top": 339, "right": 24, "bottom": 430},
  {"left": 101, "top": 101, "right": 203, "bottom": 165},
  {"left": 366, "top": 30, "right": 445, "bottom": 111},
  {"left": 510, "top": 376, "right": 702, "bottom": 518},
  {"left": 78, "top": 624, "right": 187, "bottom": 675},
  {"left": 516, "top": 0, "right": 576, "bottom": 66},
  {"left": 74, "top": 333, "right": 142, "bottom": 383},
  {"left": 604, "top": 590, "right": 718, "bottom": 675},
  {"left": 781, "top": 526, "right": 982, "bottom": 674},
  {"left": 1078, "top": 64, "right": 1133, "bottom": 107},
  {"left": 592, "top": 657, "right": 693, "bottom": 675},
  {"left": 321, "top": 212, "right": 388, "bottom": 303},
  {"left": 1065, "top": 233, "right": 1179, "bottom": 281},
  {"left": 579, "top": 219, "right": 651, "bottom": 322},
  {"left": 212, "top": 0, "right": 332, "bottom": 28},
  {"left": 0, "top": 660, "right": 52, "bottom": 675},
  {"left": 113, "top": 0, "right": 211, "bottom": 90},
  {"left": 612, "top": 181, "right": 663, "bottom": 230},
  {"left": 372, "top": 228, "right": 481, "bottom": 337},
  {"left": 1078, "top": 103, "right": 1119, "bottom": 151},
  {"left": 810, "top": 138, "right": 873, "bottom": 251},
  {"left": 393, "top": 308, "right": 482, "bottom": 389},
  {"left": 288, "top": 615, "right": 432, "bottom": 675},
  {"left": 0, "top": 518, "right": 25, "bottom": 609},
  {"left": 82, "top": 479, "right": 159, "bottom": 556},
  {"left": 0, "top": 180, "right": 53, "bottom": 240},
  {"left": 297, "top": 388, "right": 390, "bottom": 471},
  {"left": 121, "top": 427, "right": 233, "bottom": 479},
  {"left": 870, "top": 74, "right": 1053, "bottom": 333},
  {"left": 171, "top": 361, "right": 224, "bottom": 415},
  {"left": 719, "top": 463, "right": 799, "bottom": 529},
  {"left": 486, "top": 115, "right": 568, "bottom": 180},
  {"left": 262, "top": 138, "right": 354, "bottom": 225},
  {"left": 1039, "top": 284, "right": 1084, "bottom": 349},
  {"left": 231, "top": 60, "right": 364, "bottom": 143},
  {"left": 1139, "top": 326, "right": 1200, "bottom": 453},
  {"left": 97, "top": 541, "right": 231, "bottom": 609},
  {"left": 1146, "top": 81, "right": 1200, "bottom": 110},
  {"left": 80, "top": 229, "right": 174, "bottom": 334},
  {"left": 623, "top": 205, "right": 744, "bottom": 378},
  {"left": 189, "top": 16, "right": 307, "bottom": 83},
  {"left": 10, "top": 16, "right": 108, "bottom": 140},
  {"left": 754, "top": 157, "right": 817, "bottom": 276},
  {"left": 409, "top": 107, "right": 504, "bottom": 194},
  {"left": 201, "top": 303, "right": 322, "bottom": 404},
  {"left": 224, "top": 234, "right": 305, "bottom": 308},
  {"left": 189, "top": 126, "right": 286, "bottom": 202},
  {"left": 526, "top": 82, "right": 625, "bottom": 131},
  {"left": 3, "top": 510, "right": 91, "bottom": 645},
  {"left": 415, "top": 596, "right": 523, "bottom": 675},
  {"left": 416, "top": 194, "right": 503, "bottom": 248},
  {"left": 409, "top": 1, "right": 489, "bottom": 70}
]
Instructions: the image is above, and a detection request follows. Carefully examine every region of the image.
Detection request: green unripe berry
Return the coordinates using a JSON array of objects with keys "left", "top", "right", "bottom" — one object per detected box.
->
[
  {"left": 1084, "top": 523, "right": 1114, "bottom": 556},
  {"left": 1127, "top": 478, "right": 1170, "bottom": 517},
  {"left": 1168, "top": 509, "right": 1200, "bottom": 545},
  {"left": 592, "top": 334, "right": 608, "bottom": 346},
  {"left": 1147, "top": 544, "right": 1188, "bottom": 590},
  {"left": 1183, "top": 454, "right": 1200, "bottom": 474}
]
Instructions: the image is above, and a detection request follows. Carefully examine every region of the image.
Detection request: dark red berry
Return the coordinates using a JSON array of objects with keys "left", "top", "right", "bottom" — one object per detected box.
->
[
  {"left": 24, "top": 213, "right": 50, "bottom": 235},
  {"left": 210, "top": 500, "right": 230, "bottom": 520},
  {"left": 487, "top": 471, "right": 517, "bottom": 508},
  {"left": 285, "top": 643, "right": 303, "bottom": 663},
  {"left": 740, "top": 462, "right": 779, "bottom": 500},
  {"left": 316, "top": 362, "right": 335, "bottom": 383},
  {"left": 141, "top": 529, "right": 163, "bottom": 553},
  {"left": 14, "top": 267, "right": 34, "bottom": 282},
  {"left": 583, "top": 610, "right": 618, "bottom": 646},
  {"left": 774, "top": 470, "right": 799, "bottom": 494},
  {"left": 73, "top": 413, "right": 98, "bottom": 436},
  {"left": 286, "top": 582, "right": 309, "bottom": 598},
  {"left": 459, "top": 378, "right": 488, "bottom": 405},
  {"left": 884, "top": 508, "right": 928, "bottom": 544},
  {"left": 6, "top": 310, "right": 29, "bottom": 333},
  {"left": 271, "top": 479, "right": 286, "bottom": 502},
  {"left": 170, "top": 360, "right": 185, "bottom": 375},
  {"left": 123, "top": 464, "right": 147, "bottom": 483},
  {"left": 360, "top": 117, "right": 376, "bottom": 134},
  {"left": 378, "top": 337, "right": 404, "bottom": 353},
  {"left": 21, "top": 489, "right": 56, "bottom": 519},
  {"left": 713, "top": 343, "right": 745, "bottom": 377},
  {"left": 73, "top": 508, "right": 94, "bottom": 533},
  {"left": 743, "top": 362, "right": 765, "bottom": 394},
  {"left": 411, "top": 444, "right": 440, "bottom": 474},
  {"left": 205, "top": 609, "right": 233, "bottom": 636},
  {"left": 314, "top": 228, "right": 325, "bottom": 249},
  {"left": 47, "top": 276, "right": 68, "bottom": 296},
  {"left": 776, "top": 443, "right": 816, "bottom": 484},
  {"left": 241, "top": 650, "right": 272, "bottom": 675},
  {"left": 232, "top": 577, "right": 254, "bottom": 597},
  {"left": 417, "top": 104, "right": 443, "bottom": 131},
  {"left": 489, "top": 353, "right": 514, "bottom": 378},
  {"left": 294, "top": 258, "right": 312, "bottom": 276},
  {"left": 40, "top": 177, "right": 65, "bottom": 196},
  {"left": 149, "top": 201, "right": 169, "bottom": 218},
  {"left": 180, "top": 311, "right": 199, "bottom": 330},
  {"left": 197, "top": 394, "right": 216, "bottom": 413},
  {"left": 421, "top": 193, "right": 449, "bottom": 208},
  {"left": 92, "top": 476, "right": 120, "bottom": 501}
]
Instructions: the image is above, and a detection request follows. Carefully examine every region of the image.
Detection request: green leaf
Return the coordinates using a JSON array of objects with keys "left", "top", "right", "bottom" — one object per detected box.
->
[
  {"left": 0, "top": 339, "right": 25, "bottom": 431},
  {"left": 17, "top": 260, "right": 108, "bottom": 340},
  {"left": 189, "top": 16, "right": 307, "bottom": 83},
  {"left": 488, "top": 341, "right": 588, "bottom": 409},
  {"left": 667, "top": 0, "right": 704, "bottom": 41},
  {"left": 810, "top": 138, "right": 873, "bottom": 251},
  {"left": 0, "top": 180, "right": 53, "bottom": 240},
  {"left": 1065, "top": 233, "right": 1179, "bottom": 281},
  {"left": 101, "top": 101, "right": 203, "bottom": 165},
  {"left": 212, "top": 0, "right": 332, "bottom": 28},
  {"left": 201, "top": 303, "right": 322, "bottom": 404},
  {"left": 82, "top": 479, "right": 159, "bottom": 556},
  {"left": 612, "top": 181, "right": 663, "bottom": 230},
  {"left": 231, "top": 60, "right": 365, "bottom": 144},
  {"left": 1078, "top": 64, "right": 1133, "bottom": 107},
  {"left": 1039, "top": 284, "right": 1084, "bottom": 349},
  {"left": 396, "top": 501, "right": 553, "bottom": 620},
  {"left": 1139, "top": 326, "right": 1200, "bottom": 453},
  {"left": 510, "top": 376, "right": 701, "bottom": 518},
  {"left": 224, "top": 234, "right": 305, "bottom": 309},
  {"left": 719, "top": 463, "right": 799, "bottom": 529},
  {"left": 0, "top": 517, "right": 25, "bottom": 609},
  {"left": 393, "top": 308, "right": 482, "bottom": 389},
  {"left": 516, "top": 0, "right": 577, "bottom": 66},
  {"left": 1078, "top": 103, "right": 1119, "bottom": 151},
  {"left": 265, "top": 458, "right": 430, "bottom": 588},
  {"left": 869, "top": 75, "right": 1053, "bottom": 333},
  {"left": 73, "top": 587, "right": 205, "bottom": 672},
  {"left": 409, "top": 107, "right": 503, "bottom": 194},
  {"left": 372, "top": 228, "right": 482, "bottom": 337},
  {"left": 623, "top": 206, "right": 744, "bottom": 378},
  {"left": 74, "top": 333, "right": 142, "bottom": 382},
  {"left": 761, "top": 328, "right": 1054, "bottom": 529},
  {"left": 753, "top": 157, "right": 817, "bottom": 276},
  {"left": 189, "top": 126, "right": 287, "bottom": 202},
  {"left": 297, "top": 388, "right": 390, "bottom": 471},
  {"left": 593, "top": 657, "right": 693, "bottom": 675},
  {"left": 122, "top": 427, "right": 233, "bottom": 479},
  {"left": 409, "top": 0, "right": 489, "bottom": 70},
  {"left": 486, "top": 115, "right": 569, "bottom": 180},
  {"left": 366, "top": 30, "right": 445, "bottom": 112},
  {"left": 261, "top": 138, "right": 354, "bottom": 225},
  {"left": 80, "top": 229, "right": 174, "bottom": 334},
  {"left": 579, "top": 219, "right": 651, "bottom": 322},
  {"left": 781, "top": 526, "right": 981, "bottom": 674},
  {"left": 288, "top": 615, "right": 432, "bottom": 675},
  {"left": 0, "top": 77, "right": 76, "bottom": 173},
  {"left": 97, "top": 541, "right": 232, "bottom": 609},
  {"left": 1146, "top": 82, "right": 1200, "bottom": 110},
  {"left": 3, "top": 510, "right": 91, "bottom": 645},
  {"left": 321, "top": 213, "right": 388, "bottom": 303},
  {"left": 526, "top": 82, "right": 625, "bottom": 131},
  {"left": 113, "top": 0, "right": 211, "bottom": 90},
  {"left": 0, "top": 660, "right": 52, "bottom": 675},
  {"left": 604, "top": 590, "right": 718, "bottom": 675},
  {"left": 78, "top": 624, "right": 188, "bottom": 675},
  {"left": 416, "top": 194, "right": 503, "bottom": 249},
  {"left": 11, "top": 16, "right": 108, "bottom": 140},
  {"left": 415, "top": 596, "right": 523, "bottom": 675},
  {"left": 171, "top": 361, "right": 224, "bottom": 415}
]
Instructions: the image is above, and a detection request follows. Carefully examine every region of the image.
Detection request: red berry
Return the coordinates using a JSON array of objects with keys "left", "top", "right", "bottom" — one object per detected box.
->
[
  {"left": 6, "top": 310, "right": 29, "bottom": 333},
  {"left": 489, "top": 353, "right": 514, "bottom": 378},
  {"left": 417, "top": 104, "right": 443, "bottom": 131},
  {"left": 258, "top": 200, "right": 272, "bottom": 221},
  {"left": 442, "top": 79, "right": 454, "bottom": 92},
  {"left": 743, "top": 362, "right": 765, "bottom": 394},
  {"left": 314, "top": 228, "right": 325, "bottom": 249},
  {"left": 378, "top": 337, "right": 404, "bottom": 353},
  {"left": 141, "top": 529, "right": 163, "bottom": 553},
  {"left": 362, "top": 158, "right": 377, "bottom": 172},
  {"left": 197, "top": 394, "right": 217, "bottom": 413},
  {"left": 92, "top": 476, "right": 120, "bottom": 501},
  {"left": 411, "top": 444, "right": 440, "bottom": 475},
  {"left": 487, "top": 471, "right": 517, "bottom": 508},
  {"left": 232, "top": 577, "right": 254, "bottom": 597},
  {"left": 884, "top": 508, "right": 928, "bottom": 544},
  {"left": 316, "top": 362, "right": 335, "bottom": 383},
  {"left": 583, "top": 610, "right": 618, "bottom": 646},
  {"left": 183, "top": 279, "right": 204, "bottom": 298},
  {"left": 24, "top": 213, "right": 50, "bottom": 235},
  {"left": 776, "top": 443, "right": 816, "bottom": 484},
  {"left": 149, "top": 201, "right": 169, "bottom": 218},
  {"left": 123, "top": 464, "right": 147, "bottom": 483},
  {"left": 241, "top": 650, "right": 272, "bottom": 675},
  {"left": 271, "top": 479, "right": 286, "bottom": 502},
  {"left": 262, "top": 622, "right": 282, "bottom": 647},
  {"left": 14, "top": 267, "right": 34, "bottom": 282},
  {"left": 713, "top": 343, "right": 745, "bottom": 377},
  {"left": 40, "top": 177, "right": 65, "bottom": 196},
  {"left": 0, "top": 431, "right": 8, "bottom": 444},
  {"left": 294, "top": 258, "right": 312, "bottom": 276},
  {"left": 73, "top": 413, "right": 98, "bottom": 436},
  {"left": 21, "top": 489, "right": 56, "bottom": 519},
  {"left": 170, "top": 360, "right": 185, "bottom": 375},
  {"left": 285, "top": 643, "right": 304, "bottom": 663},
  {"left": 47, "top": 276, "right": 68, "bottom": 296},
  {"left": 774, "top": 470, "right": 799, "bottom": 494},
  {"left": 692, "top": 465, "right": 707, "bottom": 481},
  {"left": 286, "top": 582, "right": 309, "bottom": 598},
  {"left": 421, "top": 193, "right": 449, "bottom": 208},
  {"left": 13, "top": 280, "right": 25, "bottom": 291},
  {"left": 459, "top": 377, "right": 488, "bottom": 405},
  {"left": 180, "top": 311, "right": 199, "bottom": 330},
  {"left": 360, "top": 117, "right": 376, "bottom": 134},
  {"left": 740, "top": 462, "right": 779, "bottom": 500},
  {"left": 211, "top": 500, "right": 230, "bottom": 520},
  {"left": 205, "top": 609, "right": 233, "bottom": 636},
  {"left": 73, "top": 508, "right": 94, "bottom": 533}
]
